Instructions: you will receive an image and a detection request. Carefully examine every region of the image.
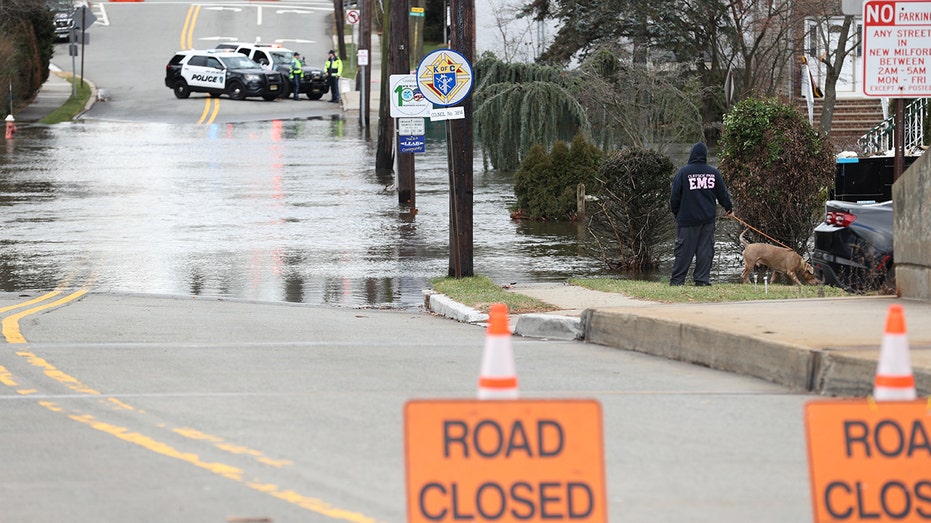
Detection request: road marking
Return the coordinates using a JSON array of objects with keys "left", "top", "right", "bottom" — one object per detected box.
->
[
  {"left": 208, "top": 97, "right": 221, "bottom": 123},
  {"left": 197, "top": 97, "right": 221, "bottom": 125},
  {"left": 0, "top": 290, "right": 61, "bottom": 314},
  {"left": 198, "top": 98, "right": 212, "bottom": 123},
  {"left": 94, "top": 3, "right": 110, "bottom": 26},
  {"left": 257, "top": 5, "right": 262, "bottom": 25},
  {"left": 0, "top": 292, "right": 379, "bottom": 521},
  {"left": 1, "top": 289, "right": 88, "bottom": 344},
  {"left": 180, "top": 4, "right": 201, "bottom": 50},
  {"left": 39, "top": 401, "right": 382, "bottom": 523}
]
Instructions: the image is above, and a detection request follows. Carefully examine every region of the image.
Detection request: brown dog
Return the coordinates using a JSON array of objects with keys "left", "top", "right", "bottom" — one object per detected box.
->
[{"left": 740, "top": 229, "right": 818, "bottom": 285}]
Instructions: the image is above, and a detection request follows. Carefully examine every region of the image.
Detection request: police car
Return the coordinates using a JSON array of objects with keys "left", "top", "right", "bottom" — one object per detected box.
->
[
  {"left": 214, "top": 43, "right": 329, "bottom": 100},
  {"left": 164, "top": 50, "right": 285, "bottom": 101}
]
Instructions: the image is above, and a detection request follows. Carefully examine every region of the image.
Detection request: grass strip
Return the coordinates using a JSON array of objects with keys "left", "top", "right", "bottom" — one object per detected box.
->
[
  {"left": 568, "top": 277, "right": 852, "bottom": 303},
  {"left": 430, "top": 276, "right": 559, "bottom": 314},
  {"left": 39, "top": 74, "right": 92, "bottom": 125}
]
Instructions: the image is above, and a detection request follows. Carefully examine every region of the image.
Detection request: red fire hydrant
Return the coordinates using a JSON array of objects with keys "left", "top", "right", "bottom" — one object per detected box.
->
[{"left": 4, "top": 115, "right": 16, "bottom": 139}]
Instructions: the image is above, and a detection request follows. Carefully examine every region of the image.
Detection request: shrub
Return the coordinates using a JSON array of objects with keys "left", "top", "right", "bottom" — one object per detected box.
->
[
  {"left": 587, "top": 147, "right": 676, "bottom": 271},
  {"left": 512, "top": 134, "right": 602, "bottom": 221},
  {"left": 719, "top": 98, "right": 835, "bottom": 253}
]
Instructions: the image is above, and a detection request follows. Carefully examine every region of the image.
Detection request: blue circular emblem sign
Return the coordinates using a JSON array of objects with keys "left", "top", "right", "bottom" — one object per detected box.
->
[{"left": 415, "top": 49, "right": 474, "bottom": 107}]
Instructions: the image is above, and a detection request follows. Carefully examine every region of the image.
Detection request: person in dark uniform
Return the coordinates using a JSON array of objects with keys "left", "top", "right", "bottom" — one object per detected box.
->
[{"left": 669, "top": 142, "right": 733, "bottom": 286}]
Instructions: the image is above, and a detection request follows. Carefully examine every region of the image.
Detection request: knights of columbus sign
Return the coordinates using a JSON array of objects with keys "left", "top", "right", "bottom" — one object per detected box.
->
[{"left": 416, "top": 50, "right": 473, "bottom": 107}]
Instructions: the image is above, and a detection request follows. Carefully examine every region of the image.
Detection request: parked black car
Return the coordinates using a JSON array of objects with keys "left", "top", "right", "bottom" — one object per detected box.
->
[{"left": 812, "top": 199, "right": 894, "bottom": 292}]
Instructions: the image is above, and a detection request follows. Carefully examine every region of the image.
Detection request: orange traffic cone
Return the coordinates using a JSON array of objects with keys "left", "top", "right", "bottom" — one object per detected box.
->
[
  {"left": 477, "top": 303, "right": 518, "bottom": 399},
  {"left": 873, "top": 304, "right": 916, "bottom": 401}
]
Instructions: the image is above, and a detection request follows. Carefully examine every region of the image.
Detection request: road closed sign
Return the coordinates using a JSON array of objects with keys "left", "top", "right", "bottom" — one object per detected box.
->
[
  {"left": 404, "top": 399, "right": 606, "bottom": 523},
  {"left": 805, "top": 399, "right": 931, "bottom": 522}
]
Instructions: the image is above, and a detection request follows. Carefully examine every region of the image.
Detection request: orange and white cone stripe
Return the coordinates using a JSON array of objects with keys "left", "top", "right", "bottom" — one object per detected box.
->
[
  {"left": 477, "top": 303, "right": 519, "bottom": 399},
  {"left": 873, "top": 304, "right": 916, "bottom": 401}
]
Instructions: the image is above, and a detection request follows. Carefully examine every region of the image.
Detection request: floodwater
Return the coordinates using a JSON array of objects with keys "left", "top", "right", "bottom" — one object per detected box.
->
[{"left": 0, "top": 117, "right": 610, "bottom": 308}]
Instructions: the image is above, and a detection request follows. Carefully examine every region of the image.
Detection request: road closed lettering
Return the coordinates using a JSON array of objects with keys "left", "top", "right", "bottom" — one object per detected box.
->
[
  {"left": 405, "top": 400, "right": 606, "bottom": 523},
  {"left": 806, "top": 400, "right": 931, "bottom": 522}
]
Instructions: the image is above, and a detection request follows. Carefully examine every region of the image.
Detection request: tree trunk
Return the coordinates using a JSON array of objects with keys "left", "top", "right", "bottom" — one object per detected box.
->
[{"left": 819, "top": 16, "right": 855, "bottom": 135}]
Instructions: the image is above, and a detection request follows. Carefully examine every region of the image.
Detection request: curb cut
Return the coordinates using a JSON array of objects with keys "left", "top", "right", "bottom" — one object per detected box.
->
[{"left": 513, "top": 314, "right": 583, "bottom": 340}]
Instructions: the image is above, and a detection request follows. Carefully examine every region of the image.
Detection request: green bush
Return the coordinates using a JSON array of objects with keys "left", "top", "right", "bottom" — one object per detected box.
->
[
  {"left": 719, "top": 98, "right": 834, "bottom": 253},
  {"left": 587, "top": 147, "right": 676, "bottom": 271},
  {"left": 512, "top": 134, "right": 602, "bottom": 221}
]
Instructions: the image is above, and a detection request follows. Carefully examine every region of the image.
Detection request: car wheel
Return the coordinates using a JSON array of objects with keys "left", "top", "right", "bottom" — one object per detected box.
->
[
  {"left": 227, "top": 81, "right": 246, "bottom": 100},
  {"left": 307, "top": 92, "right": 323, "bottom": 100},
  {"left": 173, "top": 79, "right": 191, "bottom": 99},
  {"left": 209, "top": 91, "right": 221, "bottom": 98},
  {"left": 262, "top": 94, "right": 278, "bottom": 101}
]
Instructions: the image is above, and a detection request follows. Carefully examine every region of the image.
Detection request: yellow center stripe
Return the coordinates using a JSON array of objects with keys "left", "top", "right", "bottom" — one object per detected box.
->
[{"left": 2, "top": 289, "right": 88, "bottom": 344}]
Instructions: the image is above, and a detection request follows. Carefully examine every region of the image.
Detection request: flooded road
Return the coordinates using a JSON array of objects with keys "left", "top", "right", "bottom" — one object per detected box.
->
[{"left": 0, "top": 118, "right": 605, "bottom": 308}]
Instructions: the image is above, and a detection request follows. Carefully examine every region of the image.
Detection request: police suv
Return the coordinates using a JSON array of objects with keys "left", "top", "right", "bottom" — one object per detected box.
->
[
  {"left": 214, "top": 43, "right": 329, "bottom": 100},
  {"left": 165, "top": 50, "right": 285, "bottom": 101}
]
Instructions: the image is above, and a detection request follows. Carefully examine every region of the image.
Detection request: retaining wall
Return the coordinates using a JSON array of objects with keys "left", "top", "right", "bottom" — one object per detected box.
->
[{"left": 894, "top": 150, "right": 931, "bottom": 300}]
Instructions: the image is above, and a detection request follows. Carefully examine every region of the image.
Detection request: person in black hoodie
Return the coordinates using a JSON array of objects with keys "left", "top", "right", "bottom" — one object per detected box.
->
[{"left": 669, "top": 142, "right": 733, "bottom": 286}]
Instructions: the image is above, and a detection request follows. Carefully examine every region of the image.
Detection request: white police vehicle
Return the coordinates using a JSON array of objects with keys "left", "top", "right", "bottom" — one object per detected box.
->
[
  {"left": 164, "top": 50, "right": 285, "bottom": 101},
  {"left": 214, "top": 42, "right": 329, "bottom": 100}
]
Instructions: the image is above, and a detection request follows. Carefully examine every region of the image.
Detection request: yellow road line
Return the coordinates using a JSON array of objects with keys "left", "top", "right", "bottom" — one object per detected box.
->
[
  {"left": 40, "top": 403, "right": 381, "bottom": 523},
  {"left": 180, "top": 4, "right": 200, "bottom": 50},
  {"left": 1, "top": 289, "right": 88, "bottom": 344},
  {"left": 2, "top": 289, "right": 375, "bottom": 521},
  {"left": 198, "top": 98, "right": 221, "bottom": 125},
  {"left": 207, "top": 97, "right": 221, "bottom": 124},
  {"left": 0, "top": 290, "right": 61, "bottom": 314},
  {"left": 198, "top": 98, "right": 212, "bottom": 123},
  {"left": 16, "top": 350, "right": 101, "bottom": 395}
]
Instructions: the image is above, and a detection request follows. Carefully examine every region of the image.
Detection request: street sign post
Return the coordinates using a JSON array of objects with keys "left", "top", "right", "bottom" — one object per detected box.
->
[
  {"left": 415, "top": 49, "right": 473, "bottom": 107},
  {"left": 862, "top": 0, "right": 931, "bottom": 97},
  {"left": 389, "top": 74, "right": 433, "bottom": 118}
]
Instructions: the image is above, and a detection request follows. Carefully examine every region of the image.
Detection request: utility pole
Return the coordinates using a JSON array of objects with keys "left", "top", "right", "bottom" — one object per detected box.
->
[
  {"left": 447, "top": 0, "right": 474, "bottom": 277},
  {"left": 392, "top": 0, "right": 414, "bottom": 208},
  {"left": 374, "top": 0, "right": 394, "bottom": 171},
  {"left": 360, "top": 0, "right": 372, "bottom": 130},
  {"left": 333, "top": 0, "right": 346, "bottom": 61}
]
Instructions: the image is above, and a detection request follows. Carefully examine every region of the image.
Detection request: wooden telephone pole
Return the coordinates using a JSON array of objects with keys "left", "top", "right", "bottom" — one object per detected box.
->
[
  {"left": 447, "top": 0, "right": 474, "bottom": 277},
  {"left": 391, "top": 0, "right": 415, "bottom": 209}
]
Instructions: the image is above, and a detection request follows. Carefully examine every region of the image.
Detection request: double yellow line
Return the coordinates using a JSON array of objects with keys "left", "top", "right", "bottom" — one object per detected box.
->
[
  {"left": 180, "top": 4, "right": 200, "bottom": 50},
  {"left": 0, "top": 289, "right": 380, "bottom": 522},
  {"left": 180, "top": 4, "right": 221, "bottom": 125},
  {"left": 0, "top": 289, "right": 87, "bottom": 344}
]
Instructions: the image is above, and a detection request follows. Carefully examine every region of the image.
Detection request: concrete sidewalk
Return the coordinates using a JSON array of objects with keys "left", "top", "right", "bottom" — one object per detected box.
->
[
  {"left": 13, "top": 66, "right": 88, "bottom": 123},
  {"left": 424, "top": 283, "right": 931, "bottom": 397}
]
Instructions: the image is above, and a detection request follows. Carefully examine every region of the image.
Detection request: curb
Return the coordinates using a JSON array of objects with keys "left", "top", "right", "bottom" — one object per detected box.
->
[
  {"left": 421, "top": 290, "right": 582, "bottom": 339},
  {"left": 581, "top": 308, "right": 931, "bottom": 396},
  {"left": 422, "top": 290, "right": 488, "bottom": 324}
]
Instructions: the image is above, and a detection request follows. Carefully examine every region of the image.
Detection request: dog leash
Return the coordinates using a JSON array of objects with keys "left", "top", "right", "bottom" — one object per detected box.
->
[{"left": 728, "top": 213, "right": 792, "bottom": 250}]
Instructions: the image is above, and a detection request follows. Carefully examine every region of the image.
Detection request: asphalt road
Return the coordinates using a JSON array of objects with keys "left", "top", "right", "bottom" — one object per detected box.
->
[
  {"left": 0, "top": 292, "right": 812, "bottom": 522},
  {"left": 69, "top": 0, "right": 341, "bottom": 124}
]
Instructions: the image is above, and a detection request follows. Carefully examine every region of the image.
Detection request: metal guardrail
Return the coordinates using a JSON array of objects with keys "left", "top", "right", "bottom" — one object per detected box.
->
[{"left": 857, "top": 98, "right": 927, "bottom": 156}]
